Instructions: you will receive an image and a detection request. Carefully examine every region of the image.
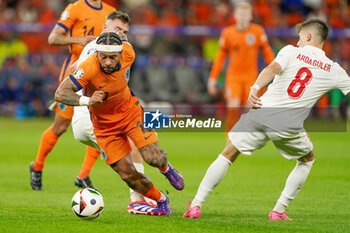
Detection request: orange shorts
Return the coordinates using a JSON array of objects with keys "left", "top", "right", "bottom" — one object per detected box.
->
[
  {"left": 49, "top": 102, "right": 74, "bottom": 120},
  {"left": 95, "top": 113, "right": 159, "bottom": 165}
]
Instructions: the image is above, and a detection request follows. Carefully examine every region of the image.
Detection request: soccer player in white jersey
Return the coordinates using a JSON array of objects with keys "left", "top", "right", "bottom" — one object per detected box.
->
[
  {"left": 70, "top": 11, "right": 182, "bottom": 215},
  {"left": 184, "top": 19, "right": 350, "bottom": 220}
]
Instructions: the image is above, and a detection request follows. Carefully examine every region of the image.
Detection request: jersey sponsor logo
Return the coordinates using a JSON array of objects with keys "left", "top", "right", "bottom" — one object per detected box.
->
[
  {"left": 246, "top": 34, "right": 256, "bottom": 45},
  {"left": 125, "top": 67, "right": 130, "bottom": 81},
  {"left": 73, "top": 68, "right": 84, "bottom": 79},
  {"left": 84, "top": 18, "right": 91, "bottom": 21},
  {"left": 61, "top": 10, "right": 69, "bottom": 20}
]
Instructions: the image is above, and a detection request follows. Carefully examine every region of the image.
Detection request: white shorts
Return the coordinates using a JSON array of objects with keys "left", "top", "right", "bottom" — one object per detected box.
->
[
  {"left": 228, "top": 114, "right": 313, "bottom": 160},
  {"left": 71, "top": 106, "right": 100, "bottom": 150}
]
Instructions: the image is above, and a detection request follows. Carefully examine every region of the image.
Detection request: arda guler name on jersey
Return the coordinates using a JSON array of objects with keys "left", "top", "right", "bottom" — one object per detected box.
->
[{"left": 296, "top": 53, "right": 331, "bottom": 72}]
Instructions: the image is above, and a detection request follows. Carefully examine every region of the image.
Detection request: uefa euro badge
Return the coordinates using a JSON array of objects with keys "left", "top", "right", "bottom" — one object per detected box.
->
[
  {"left": 74, "top": 68, "right": 84, "bottom": 79},
  {"left": 246, "top": 34, "right": 256, "bottom": 45}
]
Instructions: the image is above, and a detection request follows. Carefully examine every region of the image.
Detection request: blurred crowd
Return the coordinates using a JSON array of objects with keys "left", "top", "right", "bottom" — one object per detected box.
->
[{"left": 0, "top": 0, "right": 349, "bottom": 118}]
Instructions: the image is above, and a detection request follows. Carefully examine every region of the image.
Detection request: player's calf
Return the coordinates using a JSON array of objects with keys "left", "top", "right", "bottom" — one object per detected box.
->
[{"left": 139, "top": 142, "right": 167, "bottom": 168}]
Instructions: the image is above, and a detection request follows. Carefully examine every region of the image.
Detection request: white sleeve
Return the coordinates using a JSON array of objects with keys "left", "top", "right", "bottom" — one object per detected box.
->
[
  {"left": 76, "top": 40, "right": 97, "bottom": 66},
  {"left": 273, "top": 45, "right": 295, "bottom": 71},
  {"left": 335, "top": 66, "right": 350, "bottom": 95}
]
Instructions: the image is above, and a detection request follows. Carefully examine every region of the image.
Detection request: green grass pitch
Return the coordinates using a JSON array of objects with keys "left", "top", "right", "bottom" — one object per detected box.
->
[{"left": 0, "top": 116, "right": 349, "bottom": 233}]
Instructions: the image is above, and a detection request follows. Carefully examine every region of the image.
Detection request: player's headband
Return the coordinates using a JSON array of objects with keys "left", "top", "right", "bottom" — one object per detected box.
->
[{"left": 95, "top": 44, "right": 123, "bottom": 52}]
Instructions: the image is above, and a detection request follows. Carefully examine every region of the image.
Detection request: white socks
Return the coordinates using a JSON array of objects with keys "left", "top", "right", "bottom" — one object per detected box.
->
[
  {"left": 273, "top": 159, "right": 315, "bottom": 213},
  {"left": 130, "top": 162, "right": 145, "bottom": 202},
  {"left": 191, "top": 154, "right": 232, "bottom": 208}
]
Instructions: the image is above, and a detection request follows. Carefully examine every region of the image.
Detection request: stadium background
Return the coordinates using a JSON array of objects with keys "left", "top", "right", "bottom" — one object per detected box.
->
[{"left": 0, "top": 0, "right": 349, "bottom": 119}]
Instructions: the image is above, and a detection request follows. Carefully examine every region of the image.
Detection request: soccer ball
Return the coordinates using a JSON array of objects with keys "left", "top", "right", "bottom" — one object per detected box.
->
[{"left": 71, "top": 188, "right": 104, "bottom": 220}]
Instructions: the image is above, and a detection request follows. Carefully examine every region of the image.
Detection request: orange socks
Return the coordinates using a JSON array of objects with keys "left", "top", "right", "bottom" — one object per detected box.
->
[
  {"left": 144, "top": 185, "right": 162, "bottom": 202},
  {"left": 158, "top": 163, "right": 169, "bottom": 173},
  {"left": 33, "top": 127, "right": 59, "bottom": 171},
  {"left": 78, "top": 146, "right": 100, "bottom": 179}
]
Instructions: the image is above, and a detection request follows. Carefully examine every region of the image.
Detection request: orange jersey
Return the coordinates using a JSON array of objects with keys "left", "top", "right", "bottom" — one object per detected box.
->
[
  {"left": 70, "top": 41, "right": 136, "bottom": 136},
  {"left": 57, "top": 0, "right": 116, "bottom": 82},
  {"left": 209, "top": 23, "right": 275, "bottom": 84}
]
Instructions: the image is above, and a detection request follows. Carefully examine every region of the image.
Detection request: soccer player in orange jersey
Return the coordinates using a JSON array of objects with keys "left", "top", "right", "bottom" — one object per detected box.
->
[
  {"left": 30, "top": 0, "right": 115, "bottom": 191},
  {"left": 207, "top": 2, "right": 275, "bottom": 132},
  {"left": 55, "top": 32, "right": 185, "bottom": 215},
  {"left": 70, "top": 11, "right": 168, "bottom": 214}
]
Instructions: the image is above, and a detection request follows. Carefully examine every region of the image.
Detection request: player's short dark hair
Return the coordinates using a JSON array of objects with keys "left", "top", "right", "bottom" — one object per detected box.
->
[
  {"left": 96, "top": 32, "right": 122, "bottom": 45},
  {"left": 106, "top": 11, "right": 131, "bottom": 24},
  {"left": 295, "top": 19, "right": 329, "bottom": 42}
]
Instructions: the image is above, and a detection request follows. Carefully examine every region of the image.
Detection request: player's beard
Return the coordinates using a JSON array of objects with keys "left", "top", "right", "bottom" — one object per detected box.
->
[{"left": 100, "top": 63, "right": 118, "bottom": 74}]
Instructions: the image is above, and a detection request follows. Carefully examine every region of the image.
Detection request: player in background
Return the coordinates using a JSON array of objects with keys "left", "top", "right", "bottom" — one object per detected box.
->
[
  {"left": 207, "top": 2, "right": 275, "bottom": 133},
  {"left": 30, "top": 0, "right": 115, "bottom": 191},
  {"left": 184, "top": 19, "right": 350, "bottom": 220},
  {"left": 55, "top": 32, "right": 184, "bottom": 215},
  {"left": 70, "top": 11, "right": 182, "bottom": 215}
]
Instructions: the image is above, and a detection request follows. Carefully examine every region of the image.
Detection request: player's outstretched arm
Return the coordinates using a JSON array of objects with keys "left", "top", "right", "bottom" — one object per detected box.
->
[{"left": 48, "top": 25, "right": 95, "bottom": 46}]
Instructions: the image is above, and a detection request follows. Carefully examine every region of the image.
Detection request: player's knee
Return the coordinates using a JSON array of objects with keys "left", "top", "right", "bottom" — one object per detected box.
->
[
  {"left": 52, "top": 122, "right": 70, "bottom": 136},
  {"left": 299, "top": 150, "right": 315, "bottom": 163},
  {"left": 73, "top": 127, "right": 88, "bottom": 143}
]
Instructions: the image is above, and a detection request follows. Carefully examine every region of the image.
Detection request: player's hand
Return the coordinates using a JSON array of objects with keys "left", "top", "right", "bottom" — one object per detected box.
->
[
  {"left": 78, "top": 35, "right": 96, "bottom": 46},
  {"left": 115, "top": 30, "right": 127, "bottom": 40},
  {"left": 248, "top": 87, "right": 262, "bottom": 109},
  {"left": 89, "top": 91, "right": 105, "bottom": 106},
  {"left": 207, "top": 78, "right": 218, "bottom": 96}
]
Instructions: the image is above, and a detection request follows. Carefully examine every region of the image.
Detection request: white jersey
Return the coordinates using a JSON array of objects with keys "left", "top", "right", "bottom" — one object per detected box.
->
[
  {"left": 261, "top": 45, "right": 350, "bottom": 107},
  {"left": 249, "top": 45, "right": 350, "bottom": 132},
  {"left": 75, "top": 39, "right": 97, "bottom": 67}
]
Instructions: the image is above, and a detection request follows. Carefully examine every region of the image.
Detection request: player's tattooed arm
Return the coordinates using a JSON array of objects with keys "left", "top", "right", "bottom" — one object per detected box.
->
[
  {"left": 139, "top": 142, "right": 168, "bottom": 168},
  {"left": 55, "top": 78, "right": 81, "bottom": 106}
]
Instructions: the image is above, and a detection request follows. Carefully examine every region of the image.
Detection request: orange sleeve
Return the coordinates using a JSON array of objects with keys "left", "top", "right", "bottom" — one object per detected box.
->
[
  {"left": 258, "top": 27, "right": 275, "bottom": 64},
  {"left": 57, "top": 4, "right": 77, "bottom": 32},
  {"left": 69, "top": 59, "right": 94, "bottom": 90},
  {"left": 209, "top": 29, "right": 229, "bottom": 80},
  {"left": 121, "top": 41, "right": 136, "bottom": 66}
]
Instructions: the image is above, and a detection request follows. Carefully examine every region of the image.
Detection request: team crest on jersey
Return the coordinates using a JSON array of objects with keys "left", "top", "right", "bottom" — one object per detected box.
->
[
  {"left": 246, "top": 34, "right": 256, "bottom": 45},
  {"left": 73, "top": 68, "right": 84, "bottom": 79},
  {"left": 125, "top": 67, "right": 130, "bottom": 81},
  {"left": 61, "top": 10, "right": 69, "bottom": 21}
]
